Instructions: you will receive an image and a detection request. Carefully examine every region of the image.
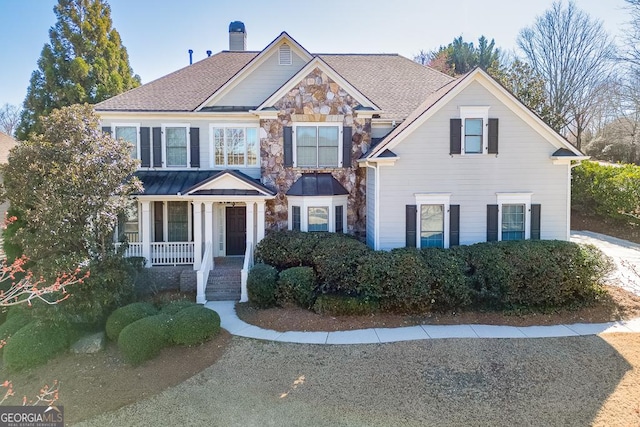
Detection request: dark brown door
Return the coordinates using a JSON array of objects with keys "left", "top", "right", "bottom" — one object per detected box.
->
[{"left": 225, "top": 206, "right": 246, "bottom": 255}]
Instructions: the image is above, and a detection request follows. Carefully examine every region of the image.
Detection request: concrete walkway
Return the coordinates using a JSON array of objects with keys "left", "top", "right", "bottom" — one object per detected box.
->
[{"left": 205, "top": 231, "right": 640, "bottom": 344}]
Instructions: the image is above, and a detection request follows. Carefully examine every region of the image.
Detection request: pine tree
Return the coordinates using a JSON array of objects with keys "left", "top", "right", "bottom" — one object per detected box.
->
[{"left": 16, "top": 0, "right": 140, "bottom": 140}]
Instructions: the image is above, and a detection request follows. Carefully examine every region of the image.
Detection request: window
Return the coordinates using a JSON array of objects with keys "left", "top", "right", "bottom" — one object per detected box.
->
[
  {"left": 294, "top": 124, "right": 341, "bottom": 168},
  {"left": 502, "top": 204, "right": 525, "bottom": 240},
  {"left": 167, "top": 201, "right": 188, "bottom": 241},
  {"left": 211, "top": 125, "right": 259, "bottom": 167},
  {"left": 164, "top": 126, "right": 188, "bottom": 167},
  {"left": 279, "top": 44, "right": 292, "bottom": 65},
  {"left": 459, "top": 106, "right": 489, "bottom": 155},
  {"left": 496, "top": 193, "right": 532, "bottom": 241},
  {"left": 288, "top": 195, "right": 347, "bottom": 232},
  {"left": 464, "top": 118, "right": 483, "bottom": 154},
  {"left": 113, "top": 124, "right": 139, "bottom": 158},
  {"left": 420, "top": 205, "right": 444, "bottom": 248},
  {"left": 292, "top": 206, "right": 301, "bottom": 231},
  {"left": 335, "top": 205, "right": 344, "bottom": 233}
]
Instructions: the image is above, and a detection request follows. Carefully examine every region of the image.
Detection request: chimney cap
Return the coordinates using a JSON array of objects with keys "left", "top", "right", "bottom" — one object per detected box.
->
[{"left": 229, "top": 21, "right": 245, "bottom": 33}]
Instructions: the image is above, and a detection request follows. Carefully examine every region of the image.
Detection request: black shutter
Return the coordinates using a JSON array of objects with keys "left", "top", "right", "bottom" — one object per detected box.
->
[
  {"left": 450, "top": 118, "right": 461, "bottom": 154},
  {"left": 154, "top": 201, "right": 164, "bottom": 242},
  {"left": 140, "top": 127, "right": 151, "bottom": 167},
  {"left": 531, "top": 204, "right": 541, "bottom": 240},
  {"left": 449, "top": 204, "right": 460, "bottom": 247},
  {"left": 190, "top": 127, "right": 200, "bottom": 168},
  {"left": 488, "top": 118, "right": 499, "bottom": 154},
  {"left": 152, "top": 127, "right": 162, "bottom": 167},
  {"left": 283, "top": 127, "right": 293, "bottom": 167},
  {"left": 342, "top": 126, "right": 352, "bottom": 168},
  {"left": 102, "top": 126, "right": 112, "bottom": 135},
  {"left": 406, "top": 205, "right": 417, "bottom": 247},
  {"left": 487, "top": 205, "right": 499, "bottom": 242}
]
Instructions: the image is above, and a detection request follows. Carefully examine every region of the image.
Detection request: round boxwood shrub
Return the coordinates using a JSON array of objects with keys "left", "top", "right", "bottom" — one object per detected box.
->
[
  {"left": 3, "top": 320, "right": 71, "bottom": 372},
  {"left": 106, "top": 302, "right": 158, "bottom": 341},
  {"left": 0, "top": 311, "right": 31, "bottom": 355},
  {"left": 160, "top": 299, "right": 198, "bottom": 315},
  {"left": 169, "top": 306, "right": 221, "bottom": 346},
  {"left": 276, "top": 266, "right": 317, "bottom": 308},
  {"left": 313, "top": 234, "right": 371, "bottom": 296},
  {"left": 247, "top": 263, "right": 278, "bottom": 308},
  {"left": 117, "top": 314, "right": 172, "bottom": 366}
]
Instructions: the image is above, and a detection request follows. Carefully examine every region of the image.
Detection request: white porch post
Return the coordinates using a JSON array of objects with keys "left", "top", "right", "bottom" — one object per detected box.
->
[
  {"left": 141, "top": 200, "right": 152, "bottom": 267},
  {"left": 192, "top": 201, "right": 202, "bottom": 270},
  {"left": 256, "top": 201, "right": 266, "bottom": 242},
  {"left": 246, "top": 202, "right": 255, "bottom": 248},
  {"left": 204, "top": 201, "right": 214, "bottom": 263}
]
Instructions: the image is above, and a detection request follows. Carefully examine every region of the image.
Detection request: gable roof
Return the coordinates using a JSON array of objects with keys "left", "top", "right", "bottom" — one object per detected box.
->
[
  {"left": 0, "top": 132, "right": 17, "bottom": 164},
  {"left": 363, "top": 68, "right": 584, "bottom": 160},
  {"left": 95, "top": 34, "right": 454, "bottom": 120}
]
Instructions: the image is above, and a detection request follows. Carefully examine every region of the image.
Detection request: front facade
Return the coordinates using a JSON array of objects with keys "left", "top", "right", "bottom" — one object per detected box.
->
[{"left": 96, "top": 23, "right": 585, "bottom": 303}]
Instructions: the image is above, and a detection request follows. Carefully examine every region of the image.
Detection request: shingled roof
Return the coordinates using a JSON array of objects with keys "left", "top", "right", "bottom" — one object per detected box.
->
[{"left": 95, "top": 47, "right": 455, "bottom": 120}]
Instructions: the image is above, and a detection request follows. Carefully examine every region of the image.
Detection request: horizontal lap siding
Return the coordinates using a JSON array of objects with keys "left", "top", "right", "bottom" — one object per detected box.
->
[
  {"left": 366, "top": 166, "right": 376, "bottom": 248},
  {"left": 215, "top": 51, "right": 307, "bottom": 107},
  {"left": 377, "top": 81, "right": 568, "bottom": 250}
]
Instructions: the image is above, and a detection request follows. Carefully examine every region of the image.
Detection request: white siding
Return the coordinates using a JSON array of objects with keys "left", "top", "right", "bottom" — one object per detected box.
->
[
  {"left": 101, "top": 118, "right": 261, "bottom": 178},
  {"left": 366, "top": 166, "right": 376, "bottom": 248},
  {"left": 214, "top": 48, "right": 307, "bottom": 107},
  {"left": 377, "top": 81, "right": 569, "bottom": 250}
]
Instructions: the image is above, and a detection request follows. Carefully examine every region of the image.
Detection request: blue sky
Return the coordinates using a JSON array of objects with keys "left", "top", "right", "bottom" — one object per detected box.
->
[{"left": 0, "top": 0, "right": 629, "bottom": 107}]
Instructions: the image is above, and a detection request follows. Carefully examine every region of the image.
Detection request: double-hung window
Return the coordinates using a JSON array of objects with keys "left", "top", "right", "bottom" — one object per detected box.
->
[
  {"left": 294, "top": 124, "right": 341, "bottom": 168},
  {"left": 496, "top": 193, "right": 532, "bottom": 241},
  {"left": 163, "top": 125, "right": 189, "bottom": 167},
  {"left": 415, "top": 193, "right": 451, "bottom": 248},
  {"left": 113, "top": 124, "right": 139, "bottom": 159},
  {"left": 459, "top": 106, "right": 489, "bottom": 155},
  {"left": 288, "top": 196, "right": 347, "bottom": 233},
  {"left": 167, "top": 201, "right": 189, "bottom": 242},
  {"left": 212, "top": 125, "right": 259, "bottom": 167}
]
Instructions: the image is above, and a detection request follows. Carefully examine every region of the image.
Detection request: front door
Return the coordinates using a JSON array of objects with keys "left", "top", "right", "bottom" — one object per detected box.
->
[{"left": 225, "top": 206, "right": 246, "bottom": 255}]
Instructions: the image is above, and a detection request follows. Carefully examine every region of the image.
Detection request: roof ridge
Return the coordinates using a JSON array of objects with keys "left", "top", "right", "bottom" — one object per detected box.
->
[{"left": 317, "top": 53, "right": 400, "bottom": 56}]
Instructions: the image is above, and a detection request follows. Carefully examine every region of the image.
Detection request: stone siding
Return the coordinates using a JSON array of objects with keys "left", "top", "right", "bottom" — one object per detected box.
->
[{"left": 260, "top": 67, "right": 370, "bottom": 236}]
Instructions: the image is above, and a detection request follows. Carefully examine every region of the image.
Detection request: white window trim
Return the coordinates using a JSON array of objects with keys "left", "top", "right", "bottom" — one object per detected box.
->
[
  {"left": 292, "top": 122, "right": 343, "bottom": 168},
  {"left": 459, "top": 106, "right": 490, "bottom": 155},
  {"left": 161, "top": 123, "right": 190, "bottom": 168},
  {"left": 496, "top": 192, "right": 533, "bottom": 241},
  {"left": 209, "top": 123, "right": 260, "bottom": 168},
  {"left": 112, "top": 123, "right": 140, "bottom": 160},
  {"left": 288, "top": 195, "right": 348, "bottom": 232},
  {"left": 415, "top": 193, "right": 451, "bottom": 248}
]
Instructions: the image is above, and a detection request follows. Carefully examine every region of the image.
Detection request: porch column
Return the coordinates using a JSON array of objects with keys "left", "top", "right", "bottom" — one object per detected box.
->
[
  {"left": 256, "top": 201, "right": 266, "bottom": 242},
  {"left": 141, "top": 200, "right": 152, "bottom": 267},
  {"left": 246, "top": 202, "right": 255, "bottom": 249},
  {"left": 204, "top": 201, "right": 214, "bottom": 266},
  {"left": 192, "top": 201, "right": 202, "bottom": 270}
]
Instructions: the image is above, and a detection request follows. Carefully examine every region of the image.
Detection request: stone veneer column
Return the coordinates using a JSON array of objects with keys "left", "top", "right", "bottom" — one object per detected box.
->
[
  {"left": 140, "top": 200, "right": 152, "bottom": 267},
  {"left": 192, "top": 201, "right": 202, "bottom": 270}
]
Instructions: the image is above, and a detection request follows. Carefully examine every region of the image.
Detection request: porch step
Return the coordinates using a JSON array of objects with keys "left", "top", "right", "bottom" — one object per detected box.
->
[{"left": 205, "top": 257, "right": 243, "bottom": 301}]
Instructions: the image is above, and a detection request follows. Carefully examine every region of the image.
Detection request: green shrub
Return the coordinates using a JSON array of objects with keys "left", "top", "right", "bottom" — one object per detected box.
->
[
  {"left": 255, "top": 230, "right": 330, "bottom": 269},
  {"left": 421, "top": 248, "right": 471, "bottom": 310},
  {"left": 169, "top": 306, "right": 220, "bottom": 346},
  {"left": 247, "top": 263, "right": 278, "bottom": 308},
  {"left": 3, "top": 321, "right": 71, "bottom": 372},
  {"left": 117, "top": 314, "right": 172, "bottom": 366},
  {"left": 0, "top": 311, "right": 31, "bottom": 354},
  {"left": 160, "top": 299, "right": 198, "bottom": 315},
  {"left": 1, "top": 207, "right": 26, "bottom": 263},
  {"left": 313, "top": 234, "right": 371, "bottom": 295},
  {"left": 105, "top": 302, "right": 158, "bottom": 341},
  {"left": 313, "top": 294, "right": 379, "bottom": 316},
  {"left": 276, "top": 266, "right": 317, "bottom": 308}
]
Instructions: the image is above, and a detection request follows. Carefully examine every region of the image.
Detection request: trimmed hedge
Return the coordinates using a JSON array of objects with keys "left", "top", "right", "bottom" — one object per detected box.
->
[
  {"left": 169, "top": 306, "right": 221, "bottom": 346},
  {"left": 105, "top": 302, "right": 158, "bottom": 341},
  {"left": 0, "top": 311, "right": 31, "bottom": 355},
  {"left": 160, "top": 300, "right": 198, "bottom": 315},
  {"left": 247, "top": 263, "right": 278, "bottom": 308},
  {"left": 276, "top": 266, "right": 316, "bottom": 308},
  {"left": 117, "top": 314, "right": 172, "bottom": 366},
  {"left": 255, "top": 230, "right": 330, "bottom": 269},
  {"left": 3, "top": 321, "right": 71, "bottom": 372},
  {"left": 312, "top": 235, "right": 371, "bottom": 295},
  {"left": 313, "top": 295, "right": 379, "bottom": 316}
]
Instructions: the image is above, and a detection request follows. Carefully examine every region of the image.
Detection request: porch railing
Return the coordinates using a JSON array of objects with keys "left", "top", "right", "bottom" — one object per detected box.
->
[
  {"left": 116, "top": 242, "right": 143, "bottom": 258},
  {"left": 240, "top": 243, "right": 254, "bottom": 303},
  {"left": 196, "top": 242, "right": 213, "bottom": 304},
  {"left": 151, "top": 242, "right": 194, "bottom": 265}
]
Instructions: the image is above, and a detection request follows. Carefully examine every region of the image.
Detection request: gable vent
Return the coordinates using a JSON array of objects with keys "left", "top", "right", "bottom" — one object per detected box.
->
[{"left": 279, "top": 44, "right": 292, "bottom": 66}]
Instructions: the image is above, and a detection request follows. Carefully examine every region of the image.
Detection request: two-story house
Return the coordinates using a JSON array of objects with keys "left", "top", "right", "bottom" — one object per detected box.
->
[{"left": 96, "top": 22, "right": 586, "bottom": 304}]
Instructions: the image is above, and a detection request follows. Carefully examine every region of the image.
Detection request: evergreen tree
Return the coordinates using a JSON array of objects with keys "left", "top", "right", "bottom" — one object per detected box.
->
[
  {"left": 16, "top": 0, "right": 140, "bottom": 140},
  {"left": 424, "top": 36, "right": 502, "bottom": 76}
]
